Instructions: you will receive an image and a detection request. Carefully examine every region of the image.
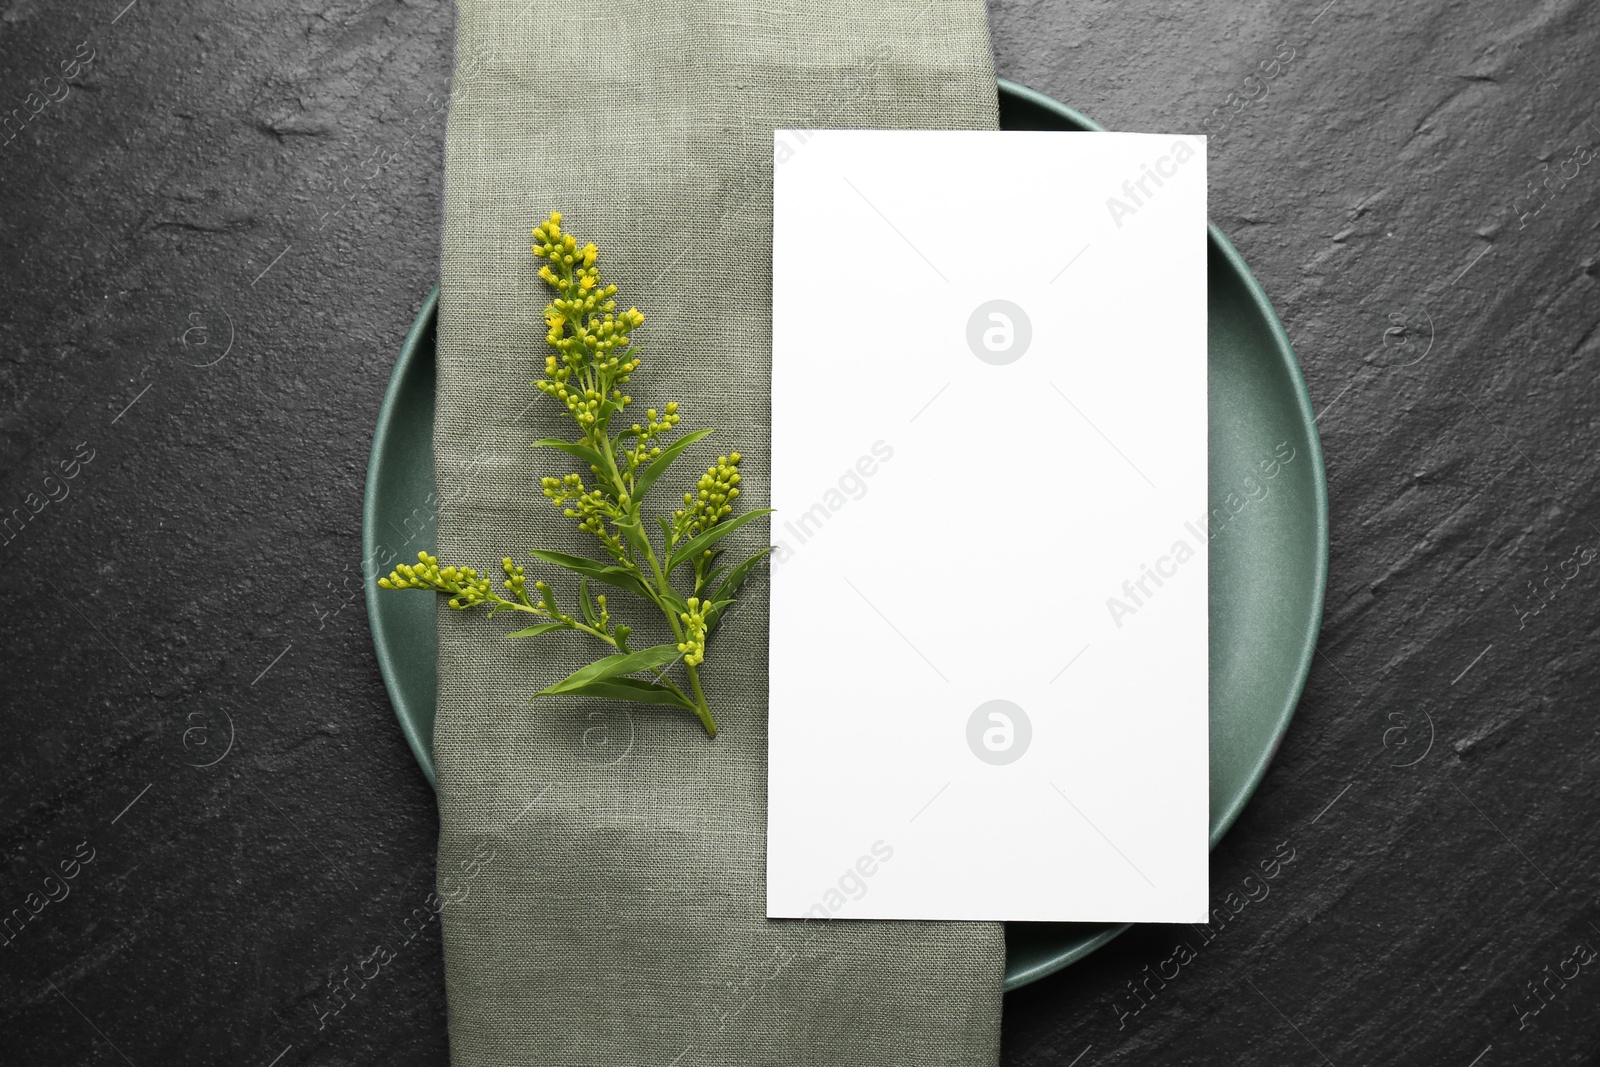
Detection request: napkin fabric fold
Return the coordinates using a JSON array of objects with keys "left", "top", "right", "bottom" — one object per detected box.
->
[{"left": 433, "top": 2, "right": 1003, "bottom": 1062}]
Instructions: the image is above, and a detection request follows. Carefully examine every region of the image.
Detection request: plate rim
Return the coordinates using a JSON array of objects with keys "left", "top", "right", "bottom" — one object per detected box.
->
[
  {"left": 363, "top": 78, "right": 1331, "bottom": 991},
  {"left": 364, "top": 282, "right": 442, "bottom": 788}
]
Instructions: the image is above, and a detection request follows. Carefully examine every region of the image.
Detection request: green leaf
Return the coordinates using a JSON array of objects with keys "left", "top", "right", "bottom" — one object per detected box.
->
[
  {"left": 632, "top": 428, "right": 715, "bottom": 503},
  {"left": 531, "top": 438, "right": 606, "bottom": 471},
  {"left": 536, "top": 580, "right": 559, "bottom": 615},
  {"left": 711, "top": 547, "right": 771, "bottom": 603},
  {"left": 615, "top": 516, "right": 652, "bottom": 561},
  {"left": 528, "top": 550, "right": 653, "bottom": 599},
  {"left": 704, "top": 549, "right": 770, "bottom": 634},
  {"left": 546, "top": 677, "right": 697, "bottom": 711},
  {"left": 657, "top": 515, "right": 675, "bottom": 546},
  {"left": 505, "top": 622, "right": 570, "bottom": 639},
  {"left": 658, "top": 585, "right": 690, "bottom": 616},
  {"left": 579, "top": 578, "right": 598, "bottom": 626},
  {"left": 704, "top": 595, "right": 736, "bottom": 626},
  {"left": 703, "top": 597, "right": 738, "bottom": 632},
  {"left": 613, "top": 624, "right": 633, "bottom": 652},
  {"left": 700, "top": 562, "right": 729, "bottom": 591},
  {"left": 535, "top": 644, "right": 682, "bottom": 697},
  {"left": 668, "top": 509, "right": 774, "bottom": 573}
]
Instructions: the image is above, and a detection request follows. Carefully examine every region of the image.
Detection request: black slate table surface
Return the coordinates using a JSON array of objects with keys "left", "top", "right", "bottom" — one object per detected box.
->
[{"left": 2, "top": 2, "right": 1597, "bottom": 1064}]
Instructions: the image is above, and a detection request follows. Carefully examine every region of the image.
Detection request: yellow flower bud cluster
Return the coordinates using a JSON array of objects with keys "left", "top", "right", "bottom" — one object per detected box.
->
[
  {"left": 378, "top": 552, "right": 494, "bottom": 611},
  {"left": 536, "top": 383, "right": 612, "bottom": 427},
  {"left": 531, "top": 210, "right": 645, "bottom": 414},
  {"left": 676, "top": 453, "right": 743, "bottom": 540},
  {"left": 677, "top": 597, "right": 708, "bottom": 666},
  {"left": 501, "top": 558, "right": 530, "bottom": 604},
  {"left": 540, "top": 472, "right": 626, "bottom": 557},
  {"left": 624, "top": 401, "right": 682, "bottom": 470}
]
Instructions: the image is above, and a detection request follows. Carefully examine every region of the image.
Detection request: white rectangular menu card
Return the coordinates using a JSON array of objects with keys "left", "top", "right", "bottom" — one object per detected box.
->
[{"left": 767, "top": 130, "right": 1209, "bottom": 922}]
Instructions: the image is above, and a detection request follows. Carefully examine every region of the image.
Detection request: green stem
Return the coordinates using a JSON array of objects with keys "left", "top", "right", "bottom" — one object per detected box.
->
[
  {"left": 684, "top": 663, "right": 716, "bottom": 737},
  {"left": 551, "top": 434, "right": 716, "bottom": 736},
  {"left": 649, "top": 667, "right": 697, "bottom": 709},
  {"left": 641, "top": 544, "right": 717, "bottom": 736},
  {"left": 547, "top": 258, "right": 717, "bottom": 738},
  {"left": 493, "top": 599, "right": 547, "bottom": 615},
  {"left": 642, "top": 551, "right": 685, "bottom": 641}
]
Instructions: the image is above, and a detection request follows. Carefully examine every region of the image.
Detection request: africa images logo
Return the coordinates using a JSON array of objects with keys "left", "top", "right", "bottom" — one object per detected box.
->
[
  {"left": 966, "top": 700, "right": 1031, "bottom": 765},
  {"left": 965, "top": 300, "right": 1032, "bottom": 365}
]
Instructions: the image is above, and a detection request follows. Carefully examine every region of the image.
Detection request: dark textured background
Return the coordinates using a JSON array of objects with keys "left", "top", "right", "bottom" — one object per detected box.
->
[{"left": 1, "top": 1, "right": 1596, "bottom": 1064}]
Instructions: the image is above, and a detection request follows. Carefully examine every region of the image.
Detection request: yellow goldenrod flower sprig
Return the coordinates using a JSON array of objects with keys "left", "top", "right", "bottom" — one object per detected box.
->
[
  {"left": 381, "top": 554, "right": 640, "bottom": 649},
  {"left": 378, "top": 212, "right": 771, "bottom": 738}
]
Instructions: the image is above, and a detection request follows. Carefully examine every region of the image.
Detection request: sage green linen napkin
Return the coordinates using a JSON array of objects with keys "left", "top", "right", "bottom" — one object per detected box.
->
[{"left": 433, "top": 2, "right": 1002, "bottom": 1062}]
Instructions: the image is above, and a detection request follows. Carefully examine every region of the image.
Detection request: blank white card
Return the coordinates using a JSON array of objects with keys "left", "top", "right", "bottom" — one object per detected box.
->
[{"left": 767, "top": 131, "right": 1209, "bottom": 922}]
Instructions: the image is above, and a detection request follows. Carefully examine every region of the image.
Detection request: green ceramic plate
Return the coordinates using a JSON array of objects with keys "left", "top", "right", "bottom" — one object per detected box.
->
[{"left": 362, "top": 79, "right": 1329, "bottom": 991}]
